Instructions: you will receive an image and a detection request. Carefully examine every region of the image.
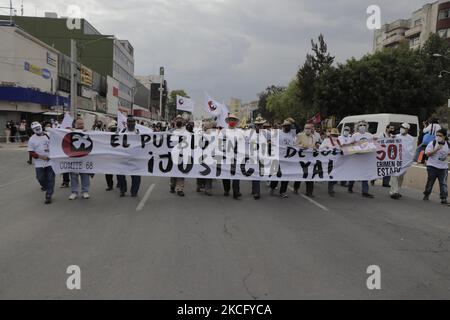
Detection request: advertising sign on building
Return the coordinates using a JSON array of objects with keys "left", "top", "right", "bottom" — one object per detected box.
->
[
  {"left": 80, "top": 66, "right": 93, "bottom": 87},
  {"left": 24, "top": 62, "right": 52, "bottom": 79}
]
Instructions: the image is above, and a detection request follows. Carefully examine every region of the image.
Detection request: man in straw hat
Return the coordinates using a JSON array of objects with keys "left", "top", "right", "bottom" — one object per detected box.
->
[
  {"left": 250, "top": 116, "right": 268, "bottom": 200},
  {"left": 320, "top": 128, "right": 342, "bottom": 197},
  {"left": 270, "top": 119, "right": 297, "bottom": 198},
  {"left": 222, "top": 114, "right": 242, "bottom": 200},
  {"left": 170, "top": 115, "right": 187, "bottom": 197}
]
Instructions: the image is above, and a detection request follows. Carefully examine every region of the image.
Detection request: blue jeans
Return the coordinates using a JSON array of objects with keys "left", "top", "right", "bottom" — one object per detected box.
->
[
  {"left": 348, "top": 181, "right": 369, "bottom": 194},
  {"left": 36, "top": 166, "right": 55, "bottom": 198},
  {"left": 70, "top": 173, "right": 90, "bottom": 194},
  {"left": 424, "top": 166, "right": 448, "bottom": 200}
]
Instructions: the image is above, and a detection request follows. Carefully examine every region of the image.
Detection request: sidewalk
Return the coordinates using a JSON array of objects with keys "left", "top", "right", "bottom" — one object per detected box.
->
[{"left": 0, "top": 142, "right": 28, "bottom": 150}]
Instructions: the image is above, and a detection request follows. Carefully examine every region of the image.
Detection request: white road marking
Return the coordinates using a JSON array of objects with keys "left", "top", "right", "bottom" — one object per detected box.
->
[
  {"left": 0, "top": 175, "right": 34, "bottom": 188},
  {"left": 136, "top": 183, "right": 156, "bottom": 212},
  {"left": 288, "top": 186, "right": 330, "bottom": 212}
]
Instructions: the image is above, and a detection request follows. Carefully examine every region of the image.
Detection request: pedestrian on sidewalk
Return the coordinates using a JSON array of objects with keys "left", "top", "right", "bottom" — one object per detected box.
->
[
  {"left": 28, "top": 122, "right": 55, "bottom": 204},
  {"left": 423, "top": 129, "right": 450, "bottom": 205},
  {"left": 4, "top": 120, "right": 11, "bottom": 144},
  {"left": 390, "top": 123, "right": 415, "bottom": 200}
]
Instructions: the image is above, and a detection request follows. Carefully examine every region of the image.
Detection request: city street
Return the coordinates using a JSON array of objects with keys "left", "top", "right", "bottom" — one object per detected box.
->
[{"left": 0, "top": 145, "right": 449, "bottom": 300}]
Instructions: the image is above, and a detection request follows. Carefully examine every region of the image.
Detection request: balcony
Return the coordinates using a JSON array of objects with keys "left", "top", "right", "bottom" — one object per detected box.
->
[
  {"left": 405, "top": 25, "right": 422, "bottom": 38},
  {"left": 382, "top": 34, "right": 405, "bottom": 47}
]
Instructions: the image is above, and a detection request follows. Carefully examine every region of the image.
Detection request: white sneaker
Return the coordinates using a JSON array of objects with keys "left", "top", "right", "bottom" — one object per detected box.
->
[
  {"left": 69, "top": 193, "right": 77, "bottom": 200},
  {"left": 82, "top": 193, "right": 90, "bottom": 199}
]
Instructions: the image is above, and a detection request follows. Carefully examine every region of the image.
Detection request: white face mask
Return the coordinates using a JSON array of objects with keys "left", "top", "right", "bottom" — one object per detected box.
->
[
  {"left": 359, "top": 126, "right": 367, "bottom": 134},
  {"left": 343, "top": 131, "right": 350, "bottom": 137},
  {"left": 33, "top": 127, "right": 43, "bottom": 135},
  {"left": 400, "top": 128, "right": 407, "bottom": 135}
]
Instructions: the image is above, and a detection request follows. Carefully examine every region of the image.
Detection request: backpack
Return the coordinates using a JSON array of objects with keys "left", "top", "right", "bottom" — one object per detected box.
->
[{"left": 422, "top": 133, "right": 435, "bottom": 146}]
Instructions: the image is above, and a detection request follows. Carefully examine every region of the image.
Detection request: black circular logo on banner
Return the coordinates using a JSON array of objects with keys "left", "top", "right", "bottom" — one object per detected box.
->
[{"left": 62, "top": 132, "right": 93, "bottom": 158}]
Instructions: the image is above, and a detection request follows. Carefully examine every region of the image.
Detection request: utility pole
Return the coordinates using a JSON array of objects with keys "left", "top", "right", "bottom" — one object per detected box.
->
[
  {"left": 159, "top": 67, "right": 164, "bottom": 121},
  {"left": 70, "top": 39, "right": 77, "bottom": 119}
]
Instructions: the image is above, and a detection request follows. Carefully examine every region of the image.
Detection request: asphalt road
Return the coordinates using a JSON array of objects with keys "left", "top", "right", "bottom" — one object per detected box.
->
[{"left": 0, "top": 146, "right": 449, "bottom": 300}]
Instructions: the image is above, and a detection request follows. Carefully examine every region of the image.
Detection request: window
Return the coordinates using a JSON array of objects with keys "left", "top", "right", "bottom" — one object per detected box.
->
[
  {"left": 409, "top": 36, "right": 420, "bottom": 47},
  {"left": 438, "top": 28, "right": 450, "bottom": 38},
  {"left": 389, "top": 122, "right": 418, "bottom": 137},
  {"left": 439, "top": 9, "right": 450, "bottom": 20}
]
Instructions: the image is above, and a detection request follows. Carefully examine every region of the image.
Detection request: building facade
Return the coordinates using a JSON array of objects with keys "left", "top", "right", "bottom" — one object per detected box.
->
[
  {"left": 372, "top": 1, "right": 450, "bottom": 52},
  {"left": 0, "top": 24, "right": 69, "bottom": 135},
  {"left": 0, "top": 14, "right": 136, "bottom": 112}
]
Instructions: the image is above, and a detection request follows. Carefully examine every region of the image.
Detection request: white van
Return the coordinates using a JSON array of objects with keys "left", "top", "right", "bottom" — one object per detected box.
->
[{"left": 338, "top": 114, "right": 419, "bottom": 143}]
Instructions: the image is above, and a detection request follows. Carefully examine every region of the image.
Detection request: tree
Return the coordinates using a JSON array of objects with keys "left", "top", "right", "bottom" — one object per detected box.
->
[
  {"left": 167, "top": 90, "right": 190, "bottom": 120},
  {"left": 256, "top": 85, "right": 286, "bottom": 122},
  {"left": 315, "top": 37, "right": 450, "bottom": 122},
  {"left": 297, "top": 34, "right": 335, "bottom": 117}
]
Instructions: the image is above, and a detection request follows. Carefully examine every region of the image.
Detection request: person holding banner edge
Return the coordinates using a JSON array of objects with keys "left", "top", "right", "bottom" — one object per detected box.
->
[
  {"left": 222, "top": 114, "right": 242, "bottom": 200},
  {"left": 117, "top": 116, "right": 142, "bottom": 198},
  {"left": 347, "top": 120, "right": 375, "bottom": 199}
]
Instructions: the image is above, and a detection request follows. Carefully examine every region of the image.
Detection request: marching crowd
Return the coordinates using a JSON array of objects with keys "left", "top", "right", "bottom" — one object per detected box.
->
[{"left": 25, "top": 113, "right": 450, "bottom": 206}]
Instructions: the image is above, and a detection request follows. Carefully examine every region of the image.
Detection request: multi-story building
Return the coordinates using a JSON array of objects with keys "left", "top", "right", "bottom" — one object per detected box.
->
[
  {"left": 0, "top": 13, "right": 136, "bottom": 114},
  {"left": 229, "top": 98, "right": 242, "bottom": 116},
  {"left": 373, "top": 1, "right": 450, "bottom": 52},
  {"left": 0, "top": 23, "right": 69, "bottom": 134},
  {"left": 135, "top": 75, "right": 168, "bottom": 120}
]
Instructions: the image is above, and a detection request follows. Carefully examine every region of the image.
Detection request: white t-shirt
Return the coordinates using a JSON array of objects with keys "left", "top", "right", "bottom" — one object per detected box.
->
[
  {"left": 320, "top": 137, "right": 341, "bottom": 149},
  {"left": 338, "top": 135, "right": 352, "bottom": 145},
  {"left": 396, "top": 134, "right": 415, "bottom": 165},
  {"left": 27, "top": 134, "right": 51, "bottom": 168},
  {"left": 278, "top": 130, "right": 296, "bottom": 147},
  {"left": 425, "top": 140, "right": 450, "bottom": 170},
  {"left": 424, "top": 123, "right": 441, "bottom": 136},
  {"left": 351, "top": 132, "right": 374, "bottom": 143}
]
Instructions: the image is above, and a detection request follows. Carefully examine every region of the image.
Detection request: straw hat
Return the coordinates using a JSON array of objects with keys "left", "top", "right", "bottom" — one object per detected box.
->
[{"left": 254, "top": 116, "right": 267, "bottom": 125}]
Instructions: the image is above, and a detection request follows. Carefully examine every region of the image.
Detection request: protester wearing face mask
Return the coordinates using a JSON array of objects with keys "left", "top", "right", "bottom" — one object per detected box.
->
[
  {"left": 270, "top": 120, "right": 296, "bottom": 198},
  {"left": 68, "top": 119, "right": 92, "bottom": 201},
  {"left": 105, "top": 121, "right": 118, "bottom": 192},
  {"left": 294, "top": 123, "right": 317, "bottom": 197},
  {"left": 338, "top": 126, "right": 352, "bottom": 187},
  {"left": 249, "top": 116, "right": 267, "bottom": 200},
  {"left": 320, "top": 128, "right": 342, "bottom": 197},
  {"left": 170, "top": 115, "right": 187, "bottom": 197},
  {"left": 390, "top": 123, "right": 415, "bottom": 200},
  {"left": 347, "top": 120, "right": 375, "bottom": 198},
  {"left": 377, "top": 124, "right": 396, "bottom": 188},
  {"left": 117, "top": 116, "right": 142, "bottom": 198},
  {"left": 222, "top": 114, "right": 242, "bottom": 200},
  {"left": 423, "top": 129, "right": 450, "bottom": 205},
  {"left": 28, "top": 122, "right": 55, "bottom": 204}
]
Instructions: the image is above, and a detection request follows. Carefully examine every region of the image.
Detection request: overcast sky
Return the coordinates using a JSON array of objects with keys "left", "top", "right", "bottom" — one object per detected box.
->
[{"left": 4, "top": 0, "right": 432, "bottom": 110}]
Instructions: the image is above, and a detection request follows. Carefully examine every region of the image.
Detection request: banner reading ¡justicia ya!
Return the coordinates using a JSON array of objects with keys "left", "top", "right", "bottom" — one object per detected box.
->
[{"left": 48, "top": 129, "right": 413, "bottom": 182}]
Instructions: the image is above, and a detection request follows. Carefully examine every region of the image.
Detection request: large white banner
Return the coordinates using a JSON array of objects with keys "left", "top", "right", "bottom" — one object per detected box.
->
[{"left": 49, "top": 129, "right": 413, "bottom": 181}]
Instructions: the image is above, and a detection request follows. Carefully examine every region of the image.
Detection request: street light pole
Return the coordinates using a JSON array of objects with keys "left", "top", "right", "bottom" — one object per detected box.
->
[
  {"left": 70, "top": 39, "right": 77, "bottom": 119},
  {"left": 159, "top": 67, "right": 164, "bottom": 122}
]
